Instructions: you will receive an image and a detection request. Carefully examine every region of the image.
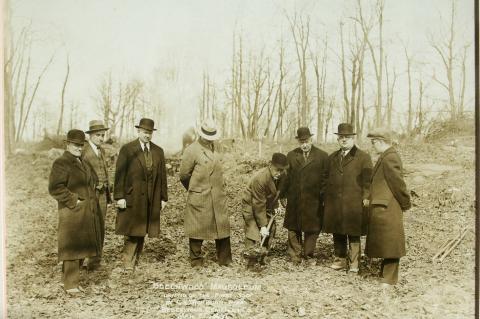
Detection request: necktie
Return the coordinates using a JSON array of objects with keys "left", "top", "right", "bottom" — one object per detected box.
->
[{"left": 303, "top": 152, "right": 308, "bottom": 162}]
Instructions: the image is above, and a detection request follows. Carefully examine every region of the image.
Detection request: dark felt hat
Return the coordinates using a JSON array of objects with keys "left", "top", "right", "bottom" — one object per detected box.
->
[
  {"left": 135, "top": 118, "right": 156, "bottom": 131},
  {"left": 334, "top": 123, "right": 356, "bottom": 136},
  {"left": 271, "top": 153, "right": 288, "bottom": 169},
  {"left": 295, "top": 127, "right": 313, "bottom": 140},
  {"left": 65, "top": 129, "right": 86, "bottom": 145},
  {"left": 85, "top": 120, "right": 109, "bottom": 134}
]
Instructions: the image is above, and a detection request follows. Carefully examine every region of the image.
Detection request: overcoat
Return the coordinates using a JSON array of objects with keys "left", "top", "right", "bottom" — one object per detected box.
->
[
  {"left": 48, "top": 151, "right": 103, "bottom": 261},
  {"left": 281, "top": 146, "right": 328, "bottom": 232},
  {"left": 241, "top": 167, "right": 283, "bottom": 242},
  {"left": 179, "top": 140, "right": 230, "bottom": 240},
  {"left": 323, "top": 146, "right": 372, "bottom": 236},
  {"left": 114, "top": 139, "right": 168, "bottom": 237},
  {"left": 365, "top": 147, "right": 411, "bottom": 258}
]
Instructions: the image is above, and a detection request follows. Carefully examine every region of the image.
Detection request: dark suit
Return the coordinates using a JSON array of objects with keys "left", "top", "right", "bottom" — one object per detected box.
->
[
  {"left": 49, "top": 151, "right": 103, "bottom": 289},
  {"left": 81, "top": 141, "right": 111, "bottom": 269},
  {"left": 281, "top": 146, "right": 328, "bottom": 262},
  {"left": 114, "top": 139, "right": 168, "bottom": 268}
]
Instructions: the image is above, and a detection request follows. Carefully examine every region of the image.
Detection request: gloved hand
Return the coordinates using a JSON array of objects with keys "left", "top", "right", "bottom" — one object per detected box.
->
[
  {"left": 260, "top": 226, "right": 269, "bottom": 238},
  {"left": 116, "top": 199, "right": 126, "bottom": 209},
  {"left": 362, "top": 199, "right": 370, "bottom": 207}
]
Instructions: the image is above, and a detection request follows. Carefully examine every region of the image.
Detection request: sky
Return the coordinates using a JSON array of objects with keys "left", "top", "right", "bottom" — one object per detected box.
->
[{"left": 8, "top": 0, "right": 476, "bottom": 149}]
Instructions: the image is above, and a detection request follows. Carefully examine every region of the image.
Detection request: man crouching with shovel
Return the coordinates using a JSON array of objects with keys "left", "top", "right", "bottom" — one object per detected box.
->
[{"left": 241, "top": 153, "right": 288, "bottom": 269}]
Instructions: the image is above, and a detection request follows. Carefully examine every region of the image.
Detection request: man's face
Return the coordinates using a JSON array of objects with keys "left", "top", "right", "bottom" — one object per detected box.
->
[
  {"left": 337, "top": 135, "right": 355, "bottom": 150},
  {"left": 200, "top": 136, "right": 213, "bottom": 145},
  {"left": 270, "top": 165, "right": 286, "bottom": 180},
  {"left": 89, "top": 131, "right": 105, "bottom": 146},
  {"left": 66, "top": 142, "right": 83, "bottom": 157},
  {"left": 138, "top": 128, "right": 153, "bottom": 143},
  {"left": 370, "top": 139, "right": 384, "bottom": 154},
  {"left": 298, "top": 137, "right": 312, "bottom": 153}
]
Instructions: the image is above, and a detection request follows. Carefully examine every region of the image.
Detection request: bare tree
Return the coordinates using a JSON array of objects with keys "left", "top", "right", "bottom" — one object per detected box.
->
[
  {"left": 311, "top": 36, "right": 328, "bottom": 143},
  {"left": 404, "top": 47, "right": 413, "bottom": 132},
  {"left": 56, "top": 54, "right": 70, "bottom": 135}
]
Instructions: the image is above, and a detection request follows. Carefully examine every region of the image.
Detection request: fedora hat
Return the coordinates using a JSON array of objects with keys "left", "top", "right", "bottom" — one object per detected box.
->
[
  {"left": 85, "top": 120, "right": 109, "bottom": 134},
  {"left": 334, "top": 123, "right": 356, "bottom": 136},
  {"left": 271, "top": 152, "right": 288, "bottom": 169},
  {"left": 198, "top": 119, "right": 220, "bottom": 141},
  {"left": 135, "top": 118, "right": 156, "bottom": 131},
  {"left": 295, "top": 127, "right": 313, "bottom": 140},
  {"left": 65, "top": 129, "right": 86, "bottom": 145}
]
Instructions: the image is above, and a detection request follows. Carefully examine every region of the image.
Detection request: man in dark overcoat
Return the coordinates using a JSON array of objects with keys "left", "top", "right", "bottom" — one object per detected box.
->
[
  {"left": 323, "top": 123, "right": 372, "bottom": 272},
  {"left": 241, "top": 153, "right": 288, "bottom": 268},
  {"left": 81, "top": 120, "right": 111, "bottom": 270},
  {"left": 179, "top": 119, "right": 232, "bottom": 267},
  {"left": 114, "top": 118, "right": 168, "bottom": 270},
  {"left": 48, "top": 129, "right": 103, "bottom": 294},
  {"left": 365, "top": 128, "right": 411, "bottom": 286},
  {"left": 280, "top": 127, "right": 328, "bottom": 264}
]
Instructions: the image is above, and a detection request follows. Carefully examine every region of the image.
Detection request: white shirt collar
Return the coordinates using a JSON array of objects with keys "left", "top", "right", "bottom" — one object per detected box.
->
[
  {"left": 139, "top": 140, "right": 150, "bottom": 151},
  {"left": 88, "top": 140, "right": 100, "bottom": 156}
]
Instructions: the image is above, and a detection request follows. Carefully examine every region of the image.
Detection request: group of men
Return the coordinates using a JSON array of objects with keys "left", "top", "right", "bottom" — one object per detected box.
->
[{"left": 48, "top": 117, "right": 410, "bottom": 295}]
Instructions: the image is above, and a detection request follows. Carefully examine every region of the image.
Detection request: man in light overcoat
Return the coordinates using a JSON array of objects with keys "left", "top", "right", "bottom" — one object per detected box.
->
[
  {"left": 179, "top": 119, "right": 232, "bottom": 267},
  {"left": 365, "top": 128, "right": 411, "bottom": 286},
  {"left": 114, "top": 118, "right": 168, "bottom": 270},
  {"left": 323, "top": 123, "right": 372, "bottom": 272},
  {"left": 48, "top": 129, "right": 103, "bottom": 294},
  {"left": 280, "top": 127, "right": 328, "bottom": 264}
]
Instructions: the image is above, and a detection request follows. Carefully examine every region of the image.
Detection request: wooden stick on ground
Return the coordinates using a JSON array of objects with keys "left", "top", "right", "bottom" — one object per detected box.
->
[{"left": 438, "top": 227, "right": 468, "bottom": 262}]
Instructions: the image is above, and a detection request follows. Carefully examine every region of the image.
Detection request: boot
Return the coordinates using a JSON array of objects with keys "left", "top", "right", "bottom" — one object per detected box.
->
[
  {"left": 330, "top": 257, "right": 346, "bottom": 270},
  {"left": 349, "top": 242, "right": 360, "bottom": 272}
]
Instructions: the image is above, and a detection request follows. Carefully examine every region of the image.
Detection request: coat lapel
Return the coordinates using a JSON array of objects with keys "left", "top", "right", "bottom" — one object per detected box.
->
[
  {"left": 301, "top": 147, "right": 316, "bottom": 170},
  {"left": 134, "top": 140, "right": 148, "bottom": 176},
  {"left": 342, "top": 145, "right": 357, "bottom": 167}
]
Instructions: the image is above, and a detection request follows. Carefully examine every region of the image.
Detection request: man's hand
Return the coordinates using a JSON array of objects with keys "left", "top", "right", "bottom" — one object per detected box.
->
[
  {"left": 362, "top": 199, "right": 370, "bottom": 207},
  {"left": 280, "top": 198, "right": 287, "bottom": 208},
  {"left": 116, "top": 199, "right": 126, "bottom": 209},
  {"left": 260, "top": 226, "right": 269, "bottom": 238},
  {"left": 161, "top": 200, "right": 167, "bottom": 210}
]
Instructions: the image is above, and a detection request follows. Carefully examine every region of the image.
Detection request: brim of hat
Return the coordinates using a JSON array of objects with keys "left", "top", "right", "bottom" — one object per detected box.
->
[
  {"left": 272, "top": 163, "right": 289, "bottom": 169},
  {"left": 334, "top": 133, "right": 356, "bottom": 135},
  {"left": 198, "top": 129, "right": 220, "bottom": 141},
  {"left": 135, "top": 125, "right": 156, "bottom": 131},
  {"left": 295, "top": 134, "right": 314, "bottom": 139},
  {"left": 64, "top": 139, "right": 85, "bottom": 145},
  {"left": 85, "top": 128, "right": 109, "bottom": 134}
]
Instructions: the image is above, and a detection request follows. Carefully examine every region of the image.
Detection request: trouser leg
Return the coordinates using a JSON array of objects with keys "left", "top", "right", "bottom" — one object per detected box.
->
[
  {"left": 63, "top": 260, "right": 80, "bottom": 290},
  {"left": 381, "top": 258, "right": 400, "bottom": 284},
  {"left": 348, "top": 236, "right": 361, "bottom": 270},
  {"left": 215, "top": 237, "right": 232, "bottom": 266},
  {"left": 189, "top": 238, "right": 204, "bottom": 267},
  {"left": 303, "top": 232, "right": 319, "bottom": 258},
  {"left": 287, "top": 230, "right": 302, "bottom": 262},
  {"left": 244, "top": 238, "right": 257, "bottom": 267},
  {"left": 88, "top": 194, "right": 107, "bottom": 270},
  {"left": 122, "top": 236, "right": 144, "bottom": 269},
  {"left": 333, "top": 233, "right": 347, "bottom": 258}
]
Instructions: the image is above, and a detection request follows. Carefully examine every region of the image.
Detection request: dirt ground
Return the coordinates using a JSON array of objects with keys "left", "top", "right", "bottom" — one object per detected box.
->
[{"left": 4, "top": 136, "right": 475, "bottom": 318}]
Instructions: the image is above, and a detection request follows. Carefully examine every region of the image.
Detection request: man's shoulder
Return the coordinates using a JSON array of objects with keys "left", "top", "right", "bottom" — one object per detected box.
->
[
  {"left": 150, "top": 142, "right": 164, "bottom": 153},
  {"left": 52, "top": 152, "right": 72, "bottom": 169}
]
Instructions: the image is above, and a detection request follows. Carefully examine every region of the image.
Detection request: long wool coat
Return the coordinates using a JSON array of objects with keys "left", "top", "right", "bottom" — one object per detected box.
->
[
  {"left": 281, "top": 146, "right": 328, "bottom": 232},
  {"left": 48, "top": 151, "right": 103, "bottom": 261},
  {"left": 365, "top": 147, "right": 411, "bottom": 258},
  {"left": 114, "top": 139, "right": 168, "bottom": 237},
  {"left": 323, "top": 146, "right": 373, "bottom": 236},
  {"left": 179, "top": 140, "right": 230, "bottom": 240},
  {"left": 241, "top": 167, "right": 283, "bottom": 242}
]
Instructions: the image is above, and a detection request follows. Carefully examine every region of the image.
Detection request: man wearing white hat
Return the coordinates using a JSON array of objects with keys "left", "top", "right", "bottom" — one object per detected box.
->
[
  {"left": 81, "top": 120, "right": 111, "bottom": 270},
  {"left": 179, "top": 119, "right": 232, "bottom": 267}
]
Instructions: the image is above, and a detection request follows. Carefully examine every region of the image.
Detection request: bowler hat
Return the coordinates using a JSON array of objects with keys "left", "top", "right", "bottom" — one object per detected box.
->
[
  {"left": 85, "top": 120, "right": 109, "bottom": 134},
  {"left": 65, "top": 129, "right": 86, "bottom": 145},
  {"left": 135, "top": 118, "right": 156, "bottom": 131},
  {"left": 271, "top": 153, "right": 288, "bottom": 169},
  {"left": 295, "top": 127, "right": 313, "bottom": 140},
  {"left": 367, "top": 128, "right": 392, "bottom": 142},
  {"left": 198, "top": 119, "right": 220, "bottom": 141},
  {"left": 334, "top": 123, "right": 356, "bottom": 136}
]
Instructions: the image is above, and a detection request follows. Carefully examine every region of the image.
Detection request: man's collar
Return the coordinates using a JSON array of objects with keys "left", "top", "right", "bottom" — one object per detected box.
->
[
  {"left": 139, "top": 139, "right": 150, "bottom": 151},
  {"left": 88, "top": 140, "right": 99, "bottom": 153}
]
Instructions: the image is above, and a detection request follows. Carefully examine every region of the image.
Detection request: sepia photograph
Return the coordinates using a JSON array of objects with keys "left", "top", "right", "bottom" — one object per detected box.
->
[{"left": 1, "top": 0, "right": 477, "bottom": 318}]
